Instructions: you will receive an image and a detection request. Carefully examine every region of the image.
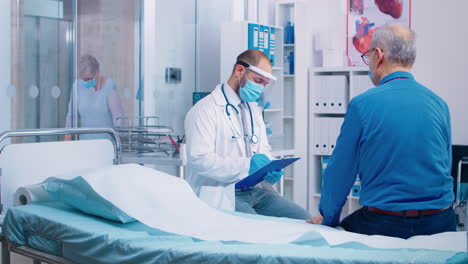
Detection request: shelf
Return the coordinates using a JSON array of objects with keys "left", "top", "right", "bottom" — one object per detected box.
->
[
  {"left": 310, "top": 66, "right": 369, "bottom": 73},
  {"left": 284, "top": 177, "right": 294, "bottom": 181},
  {"left": 283, "top": 115, "right": 294, "bottom": 119},
  {"left": 284, "top": 44, "right": 295, "bottom": 47},
  {"left": 276, "top": 0, "right": 295, "bottom": 6},
  {"left": 313, "top": 113, "right": 346, "bottom": 117},
  {"left": 270, "top": 149, "right": 295, "bottom": 157},
  {"left": 283, "top": 74, "right": 295, "bottom": 78},
  {"left": 263, "top": 108, "right": 282, "bottom": 113},
  {"left": 272, "top": 67, "right": 283, "bottom": 71}
]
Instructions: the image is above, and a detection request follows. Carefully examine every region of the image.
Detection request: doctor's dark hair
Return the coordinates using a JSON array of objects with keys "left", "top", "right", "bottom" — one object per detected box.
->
[
  {"left": 370, "top": 24, "right": 416, "bottom": 67},
  {"left": 78, "top": 54, "right": 100, "bottom": 78},
  {"left": 232, "top": 49, "right": 271, "bottom": 73}
]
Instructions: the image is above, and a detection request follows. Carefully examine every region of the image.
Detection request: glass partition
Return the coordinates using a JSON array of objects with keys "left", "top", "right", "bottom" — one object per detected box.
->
[
  {"left": 10, "top": 0, "right": 197, "bottom": 147},
  {"left": 142, "top": 0, "right": 196, "bottom": 137},
  {"left": 11, "top": 0, "right": 142, "bottom": 141}
]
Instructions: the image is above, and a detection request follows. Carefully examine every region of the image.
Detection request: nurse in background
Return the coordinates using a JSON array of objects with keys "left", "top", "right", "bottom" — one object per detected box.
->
[{"left": 65, "top": 54, "right": 124, "bottom": 140}]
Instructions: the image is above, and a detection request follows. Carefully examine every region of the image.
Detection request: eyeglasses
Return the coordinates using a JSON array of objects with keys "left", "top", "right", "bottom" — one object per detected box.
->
[{"left": 360, "top": 48, "right": 376, "bottom": 65}]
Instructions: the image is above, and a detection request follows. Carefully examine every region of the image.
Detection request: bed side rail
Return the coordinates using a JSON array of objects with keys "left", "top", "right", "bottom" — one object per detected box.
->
[
  {"left": 0, "top": 128, "right": 121, "bottom": 164},
  {"left": 9, "top": 243, "right": 78, "bottom": 264}
]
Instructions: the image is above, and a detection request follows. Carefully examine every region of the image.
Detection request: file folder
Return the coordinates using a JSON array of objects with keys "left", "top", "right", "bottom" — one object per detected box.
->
[
  {"left": 259, "top": 25, "right": 269, "bottom": 57},
  {"left": 351, "top": 74, "right": 374, "bottom": 99},
  {"left": 235, "top": 157, "right": 300, "bottom": 190},
  {"left": 313, "top": 118, "right": 321, "bottom": 154},
  {"left": 320, "top": 77, "right": 329, "bottom": 113},
  {"left": 329, "top": 117, "right": 344, "bottom": 153},
  {"left": 313, "top": 76, "right": 323, "bottom": 113},
  {"left": 269, "top": 27, "right": 276, "bottom": 66},
  {"left": 248, "top": 23, "right": 259, "bottom": 49},
  {"left": 319, "top": 118, "right": 329, "bottom": 154},
  {"left": 334, "top": 75, "right": 348, "bottom": 114}
]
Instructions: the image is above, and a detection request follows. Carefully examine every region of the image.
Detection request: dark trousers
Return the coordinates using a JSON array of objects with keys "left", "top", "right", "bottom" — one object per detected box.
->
[{"left": 340, "top": 206, "right": 456, "bottom": 239}]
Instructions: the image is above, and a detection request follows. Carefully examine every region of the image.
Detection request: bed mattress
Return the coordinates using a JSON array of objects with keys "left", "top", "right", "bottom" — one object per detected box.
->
[{"left": 4, "top": 202, "right": 467, "bottom": 264}]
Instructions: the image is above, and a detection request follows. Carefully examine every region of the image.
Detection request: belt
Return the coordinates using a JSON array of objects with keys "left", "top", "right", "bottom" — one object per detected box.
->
[{"left": 367, "top": 206, "right": 450, "bottom": 217}]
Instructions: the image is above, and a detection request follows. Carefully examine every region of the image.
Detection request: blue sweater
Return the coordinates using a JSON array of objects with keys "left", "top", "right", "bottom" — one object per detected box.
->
[{"left": 319, "top": 71, "right": 454, "bottom": 226}]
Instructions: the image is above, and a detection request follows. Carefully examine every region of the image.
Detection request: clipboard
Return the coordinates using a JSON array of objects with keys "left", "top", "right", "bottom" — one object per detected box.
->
[{"left": 235, "top": 157, "right": 300, "bottom": 190}]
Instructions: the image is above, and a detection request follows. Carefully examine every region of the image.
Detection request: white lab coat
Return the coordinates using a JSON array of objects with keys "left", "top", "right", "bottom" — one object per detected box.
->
[{"left": 185, "top": 83, "right": 275, "bottom": 211}]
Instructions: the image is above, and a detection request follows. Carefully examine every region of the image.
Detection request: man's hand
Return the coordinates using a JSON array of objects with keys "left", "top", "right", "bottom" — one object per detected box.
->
[{"left": 306, "top": 215, "right": 323, "bottom": 225}]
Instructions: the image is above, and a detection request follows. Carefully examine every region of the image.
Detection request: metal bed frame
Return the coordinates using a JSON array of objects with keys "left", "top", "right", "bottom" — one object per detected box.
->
[
  {"left": 455, "top": 157, "right": 468, "bottom": 231},
  {"left": 0, "top": 128, "right": 121, "bottom": 264}
]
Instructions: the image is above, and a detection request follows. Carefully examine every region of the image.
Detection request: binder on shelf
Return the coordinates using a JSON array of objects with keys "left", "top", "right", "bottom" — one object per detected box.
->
[
  {"left": 351, "top": 74, "right": 374, "bottom": 100},
  {"left": 334, "top": 75, "right": 348, "bottom": 114},
  {"left": 323, "top": 75, "right": 347, "bottom": 114},
  {"left": 325, "top": 76, "right": 336, "bottom": 113},
  {"left": 319, "top": 118, "right": 329, "bottom": 154},
  {"left": 312, "top": 117, "right": 321, "bottom": 155},
  {"left": 248, "top": 23, "right": 259, "bottom": 49},
  {"left": 327, "top": 78, "right": 336, "bottom": 113},
  {"left": 259, "top": 25, "right": 269, "bottom": 57},
  {"left": 329, "top": 117, "right": 344, "bottom": 152},
  {"left": 313, "top": 76, "right": 325, "bottom": 113},
  {"left": 320, "top": 77, "right": 330, "bottom": 113},
  {"left": 269, "top": 27, "right": 276, "bottom": 66}
]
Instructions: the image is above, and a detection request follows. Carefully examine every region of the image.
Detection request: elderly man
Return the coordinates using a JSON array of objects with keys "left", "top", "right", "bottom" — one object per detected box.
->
[
  {"left": 185, "top": 49, "right": 311, "bottom": 220},
  {"left": 308, "top": 24, "right": 456, "bottom": 238}
]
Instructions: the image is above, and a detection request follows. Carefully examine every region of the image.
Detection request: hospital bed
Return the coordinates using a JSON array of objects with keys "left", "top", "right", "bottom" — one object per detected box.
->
[
  {"left": 453, "top": 145, "right": 468, "bottom": 230},
  {"left": 0, "top": 128, "right": 467, "bottom": 264}
]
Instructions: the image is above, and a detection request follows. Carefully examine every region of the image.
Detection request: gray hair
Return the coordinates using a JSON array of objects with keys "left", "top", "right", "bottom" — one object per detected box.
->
[
  {"left": 370, "top": 24, "right": 416, "bottom": 67},
  {"left": 78, "top": 54, "right": 100, "bottom": 77}
]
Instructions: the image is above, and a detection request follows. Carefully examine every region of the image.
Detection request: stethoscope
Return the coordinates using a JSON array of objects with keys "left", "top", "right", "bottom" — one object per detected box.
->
[{"left": 221, "top": 84, "right": 259, "bottom": 144}]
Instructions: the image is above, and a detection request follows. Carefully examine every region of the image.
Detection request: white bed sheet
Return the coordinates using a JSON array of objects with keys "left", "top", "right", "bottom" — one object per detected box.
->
[{"left": 60, "top": 163, "right": 467, "bottom": 252}]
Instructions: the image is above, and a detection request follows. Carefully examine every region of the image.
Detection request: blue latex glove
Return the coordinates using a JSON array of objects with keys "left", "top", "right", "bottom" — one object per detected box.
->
[
  {"left": 249, "top": 153, "right": 271, "bottom": 175},
  {"left": 264, "top": 169, "right": 284, "bottom": 184}
]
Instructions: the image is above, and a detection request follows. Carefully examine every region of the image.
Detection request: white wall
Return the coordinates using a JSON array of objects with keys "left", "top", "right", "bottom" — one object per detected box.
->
[
  {"left": 305, "top": 0, "right": 348, "bottom": 68},
  {"left": 0, "top": 0, "right": 11, "bottom": 133},
  {"left": 411, "top": 0, "right": 468, "bottom": 145},
  {"left": 196, "top": 0, "right": 238, "bottom": 91},
  {"left": 303, "top": 0, "right": 468, "bottom": 145},
  {"left": 143, "top": 0, "right": 195, "bottom": 136},
  {"left": 143, "top": 0, "right": 157, "bottom": 117}
]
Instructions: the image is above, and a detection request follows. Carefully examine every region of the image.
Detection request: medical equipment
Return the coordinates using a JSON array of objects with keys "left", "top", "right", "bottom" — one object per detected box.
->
[
  {"left": 0, "top": 128, "right": 466, "bottom": 264},
  {"left": 115, "top": 116, "right": 177, "bottom": 156},
  {"left": 221, "top": 84, "right": 258, "bottom": 144}
]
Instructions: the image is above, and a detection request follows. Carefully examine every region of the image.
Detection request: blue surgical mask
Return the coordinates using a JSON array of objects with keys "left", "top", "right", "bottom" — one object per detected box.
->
[
  {"left": 240, "top": 80, "right": 264, "bottom": 102},
  {"left": 83, "top": 79, "right": 96, "bottom": 89}
]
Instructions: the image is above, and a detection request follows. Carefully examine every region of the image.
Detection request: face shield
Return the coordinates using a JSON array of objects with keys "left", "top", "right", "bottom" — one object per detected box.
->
[{"left": 236, "top": 60, "right": 277, "bottom": 81}]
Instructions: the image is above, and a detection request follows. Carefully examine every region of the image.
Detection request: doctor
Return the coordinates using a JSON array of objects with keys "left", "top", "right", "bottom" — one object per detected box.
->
[{"left": 185, "top": 49, "right": 311, "bottom": 220}]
